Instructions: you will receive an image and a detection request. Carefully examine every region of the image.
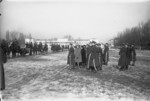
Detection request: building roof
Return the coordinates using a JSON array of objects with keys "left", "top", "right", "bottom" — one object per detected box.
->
[{"left": 57, "top": 38, "right": 68, "bottom": 42}]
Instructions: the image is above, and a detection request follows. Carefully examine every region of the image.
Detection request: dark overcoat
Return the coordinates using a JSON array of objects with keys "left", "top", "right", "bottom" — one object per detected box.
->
[
  {"left": 81, "top": 48, "right": 86, "bottom": 64},
  {"left": 130, "top": 47, "right": 136, "bottom": 61},
  {"left": 86, "top": 46, "right": 91, "bottom": 63},
  {"left": 98, "top": 47, "right": 102, "bottom": 67},
  {"left": 86, "top": 46, "right": 92, "bottom": 68},
  {"left": 126, "top": 47, "right": 131, "bottom": 65},
  {"left": 89, "top": 45, "right": 100, "bottom": 67},
  {"left": 33, "top": 43, "right": 38, "bottom": 52},
  {"left": 0, "top": 47, "right": 6, "bottom": 90},
  {"left": 67, "top": 47, "right": 75, "bottom": 65},
  {"left": 103, "top": 45, "right": 109, "bottom": 64},
  {"left": 118, "top": 47, "right": 128, "bottom": 66}
]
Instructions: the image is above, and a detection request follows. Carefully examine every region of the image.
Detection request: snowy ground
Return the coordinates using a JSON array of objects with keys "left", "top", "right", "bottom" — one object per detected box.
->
[{"left": 2, "top": 49, "right": 150, "bottom": 101}]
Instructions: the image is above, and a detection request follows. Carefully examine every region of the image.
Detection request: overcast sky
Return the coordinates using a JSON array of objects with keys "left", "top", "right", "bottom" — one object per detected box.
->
[{"left": 0, "top": 0, "right": 150, "bottom": 42}]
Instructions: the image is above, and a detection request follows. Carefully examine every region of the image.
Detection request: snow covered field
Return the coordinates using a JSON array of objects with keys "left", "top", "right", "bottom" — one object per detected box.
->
[{"left": 2, "top": 49, "right": 150, "bottom": 101}]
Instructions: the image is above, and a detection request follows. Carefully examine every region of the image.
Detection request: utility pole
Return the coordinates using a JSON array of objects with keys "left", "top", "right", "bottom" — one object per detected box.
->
[{"left": 0, "top": 0, "right": 3, "bottom": 100}]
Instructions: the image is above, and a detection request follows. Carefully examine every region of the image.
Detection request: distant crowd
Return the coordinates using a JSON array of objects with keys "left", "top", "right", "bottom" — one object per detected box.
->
[
  {"left": 0, "top": 39, "right": 69, "bottom": 91},
  {"left": 0, "top": 39, "right": 69, "bottom": 58},
  {"left": 67, "top": 41, "right": 136, "bottom": 72}
]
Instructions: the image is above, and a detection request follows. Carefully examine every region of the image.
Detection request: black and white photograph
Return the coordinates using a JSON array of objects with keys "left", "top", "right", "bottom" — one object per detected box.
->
[{"left": 0, "top": 0, "right": 150, "bottom": 101}]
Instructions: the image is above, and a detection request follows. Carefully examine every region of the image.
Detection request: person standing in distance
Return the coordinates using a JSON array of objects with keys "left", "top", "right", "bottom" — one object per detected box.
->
[{"left": 67, "top": 43, "right": 75, "bottom": 69}]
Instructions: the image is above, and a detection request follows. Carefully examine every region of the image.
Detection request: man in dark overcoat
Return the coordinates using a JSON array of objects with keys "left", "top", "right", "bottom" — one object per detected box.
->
[
  {"left": 38, "top": 42, "right": 43, "bottom": 54},
  {"left": 130, "top": 45, "right": 136, "bottom": 66},
  {"left": 44, "top": 43, "right": 48, "bottom": 54},
  {"left": 86, "top": 43, "right": 92, "bottom": 69},
  {"left": 81, "top": 45, "right": 86, "bottom": 66},
  {"left": 118, "top": 44, "right": 128, "bottom": 70},
  {"left": 67, "top": 43, "right": 75, "bottom": 69},
  {"left": 11, "top": 39, "right": 18, "bottom": 57},
  {"left": 0, "top": 41, "right": 7, "bottom": 91},
  {"left": 96, "top": 43, "right": 103, "bottom": 70},
  {"left": 33, "top": 42, "right": 38, "bottom": 55},
  {"left": 29, "top": 42, "right": 33, "bottom": 55},
  {"left": 126, "top": 44, "right": 131, "bottom": 70},
  {"left": 103, "top": 43, "right": 109, "bottom": 65},
  {"left": 89, "top": 41, "right": 98, "bottom": 72}
]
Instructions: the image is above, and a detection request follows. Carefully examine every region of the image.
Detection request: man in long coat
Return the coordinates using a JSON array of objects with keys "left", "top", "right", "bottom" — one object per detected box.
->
[
  {"left": 74, "top": 45, "right": 82, "bottom": 68},
  {"left": 38, "top": 42, "right": 43, "bottom": 54},
  {"left": 12, "top": 39, "right": 18, "bottom": 57},
  {"left": 103, "top": 43, "right": 109, "bottom": 65},
  {"left": 44, "top": 43, "right": 48, "bottom": 54},
  {"left": 0, "top": 42, "right": 7, "bottom": 91},
  {"left": 67, "top": 43, "right": 75, "bottom": 69},
  {"left": 33, "top": 42, "right": 38, "bottom": 55},
  {"left": 29, "top": 42, "right": 33, "bottom": 55},
  {"left": 96, "top": 43, "right": 103, "bottom": 70},
  {"left": 89, "top": 41, "right": 99, "bottom": 72},
  {"left": 81, "top": 45, "right": 86, "bottom": 66},
  {"left": 118, "top": 44, "right": 128, "bottom": 70},
  {"left": 86, "top": 44, "right": 92, "bottom": 69},
  {"left": 130, "top": 45, "right": 136, "bottom": 66},
  {"left": 126, "top": 44, "right": 131, "bottom": 70}
]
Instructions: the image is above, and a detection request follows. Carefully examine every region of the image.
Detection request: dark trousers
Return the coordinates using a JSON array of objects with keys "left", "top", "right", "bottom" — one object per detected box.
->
[{"left": 0, "top": 64, "right": 5, "bottom": 90}]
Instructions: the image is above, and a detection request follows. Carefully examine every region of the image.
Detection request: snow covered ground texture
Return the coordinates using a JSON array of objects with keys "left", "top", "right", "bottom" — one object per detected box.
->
[{"left": 2, "top": 49, "right": 150, "bottom": 101}]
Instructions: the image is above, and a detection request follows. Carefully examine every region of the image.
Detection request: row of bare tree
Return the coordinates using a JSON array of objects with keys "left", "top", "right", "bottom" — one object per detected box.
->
[
  {"left": 5, "top": 30, "right": 32, "bottom": 46},
  {"left": 114, "top": 20, "right": 150, "bottom": 50}
]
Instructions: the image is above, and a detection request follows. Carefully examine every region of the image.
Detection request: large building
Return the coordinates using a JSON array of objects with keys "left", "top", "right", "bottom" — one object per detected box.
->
[
  {"left": 27, "top": 38, "right": 100, "bottom": 46},
  {"left": 74, "top": 39, "right": 90, "bottom": 45},
  {"left": 50, "top": 38, "right": 73, "bottom": 46}
]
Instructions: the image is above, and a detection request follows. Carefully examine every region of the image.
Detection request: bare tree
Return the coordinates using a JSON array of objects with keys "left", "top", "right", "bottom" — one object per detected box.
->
[
  {"left": 6, "top": 30, "right": 10, "bottom": 42},
  {"left": 10, "top": 30, "right": 19, "bottom": 40},
  {"left": 114, "top": 20, "right": 150, "bottom": 49}
]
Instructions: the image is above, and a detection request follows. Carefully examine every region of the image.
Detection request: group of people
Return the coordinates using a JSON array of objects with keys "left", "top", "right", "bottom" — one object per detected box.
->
[
  {"left": 0, "top": 39, "right": 19, "bottom": 58},
  {"left": 118, "top": 43, "right": 136, "bottom": 71},
  {"left": 1, "top": 39, "right": 72, "bottom": 59},
  {"left": 67, "top": 41, "right": 137, "bottom": 72},
  {"left": 51, "top": 44, "right": 69, "bottom": 52},
  {"left": 0, "top": 39, "right": 49, "bottom": 58},
  {"left": 25, "top": 42, "right": 49, "bottom": 56},
  {"left": 67, "top": 41, "right": 109, "bottom": 72}
]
